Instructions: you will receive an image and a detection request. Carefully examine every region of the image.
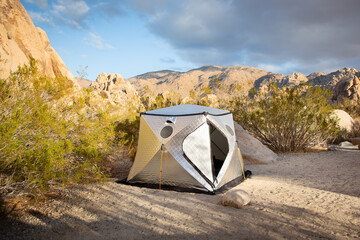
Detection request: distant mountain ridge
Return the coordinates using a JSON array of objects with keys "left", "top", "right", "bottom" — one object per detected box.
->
[
  {"left": 127, "top": 65, "right": 360, "bottom": 102},
  {"left": 128, "top": 65, "right": 269, "bottom": 97}
]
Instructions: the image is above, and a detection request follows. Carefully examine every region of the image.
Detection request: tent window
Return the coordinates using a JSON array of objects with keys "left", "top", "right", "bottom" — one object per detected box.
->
[
  {"left": 209, "top": 123, "right": 229, "bottom": 177},
  {"left": 160, "top": 126, "right": 173, "bottom": 138}
]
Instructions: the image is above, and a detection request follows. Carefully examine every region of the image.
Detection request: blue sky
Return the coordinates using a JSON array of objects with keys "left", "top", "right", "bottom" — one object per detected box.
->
[{"left": 21, "top": 0, "right": 360, "bottom": 80}]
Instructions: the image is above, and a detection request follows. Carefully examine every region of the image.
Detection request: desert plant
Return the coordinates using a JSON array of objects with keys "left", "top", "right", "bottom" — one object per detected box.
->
[
  {"left": 76, "top": 65, "right": 88, "bottom": 79},
  {"left": 228, "top": 84, "right": 340, "bottom": 152},
  {"left": 333, "top": 97, "right": 360, "bottom": 119},
  {"left": 114, "top": 116, "right": 140, "bottom": 159},
  {"left": 0, "top": 59, "right": 120, "bottom": 198}
]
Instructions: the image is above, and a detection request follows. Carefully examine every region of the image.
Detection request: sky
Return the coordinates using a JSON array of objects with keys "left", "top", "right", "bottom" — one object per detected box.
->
[{"left": 21, "top": 0, "right": 360, "bottom": 81}]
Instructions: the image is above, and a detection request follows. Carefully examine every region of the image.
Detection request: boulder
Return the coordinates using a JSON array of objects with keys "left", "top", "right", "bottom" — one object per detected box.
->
[
  {"left": 0, "top": 0, "right": 74, "bottom": 81},
  {"left": 328, "top": 141, "right": 359, "bottom": 151},
  {"left": 234, "top": 122, "right": 278, "bottom": 163},
  {"left": 331, "top": 109, "right": 354, "bottom": 132},
  {"left": 221, "top": 189, "right": 251, "bottom": 208},
  {"left": 91, "top": 73, "right": 140, "bottom": 107}
]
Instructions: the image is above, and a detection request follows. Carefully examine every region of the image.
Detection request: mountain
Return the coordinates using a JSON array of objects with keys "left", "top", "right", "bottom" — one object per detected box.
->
[
  {"left": 128, "top": 65, "right": 360, "bottom": 102},
  {"left": 128, "top": 65, "right": 270, "bottom": 97},
  {"left": 0, "top": 0, "right": 73, "bottom": 80}
]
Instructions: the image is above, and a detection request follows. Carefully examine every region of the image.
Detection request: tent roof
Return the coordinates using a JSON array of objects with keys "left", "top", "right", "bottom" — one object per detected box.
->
[{"left": 142, "top": 104, "right": 231, "bottom": 116}]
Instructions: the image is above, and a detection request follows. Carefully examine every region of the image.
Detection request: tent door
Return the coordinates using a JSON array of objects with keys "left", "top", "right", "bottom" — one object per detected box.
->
[{"left": 209, "top": 122, "right": 229, "bottom": 180}]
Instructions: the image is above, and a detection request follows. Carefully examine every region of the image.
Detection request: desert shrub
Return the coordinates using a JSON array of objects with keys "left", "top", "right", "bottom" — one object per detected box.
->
[
  {"left": 142, "top": 91, "right": 182, "bottom": 111},
  {"left": 349, "top": 118, "right": 360, "bottom": 138},
  {"left": 114, "top": 116, "right": 140, "bottom": 159},
  {"left": 228, "top": 84, "right": 340, "bottom": 152},
  {"left": 0, "top": 59, "right": 118, "bottom": 197},
  {"left": 333, "top": 97, "right": 360, "bottom": 119},
  {"left": 0, "top": 195, "right": 5, "bottom": 217}
]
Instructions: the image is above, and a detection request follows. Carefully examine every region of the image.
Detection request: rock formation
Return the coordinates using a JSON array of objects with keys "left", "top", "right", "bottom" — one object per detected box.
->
[
  {"left": 309, "top": 68, "right": 360, "bottom": 101},
  {"left": 90, "top": 73, "right": 140, "bottom": 106},
  {"left": 128, "top": 65, "right": 360, "bottom": 105},
  {"left": 0, "top": 0, "right": 74, "bottom": 80},
  {"left": 234, "top": 122, "right": 278, "bottom": 164},
  {"left": 307, "top": 72, "right": 326, "bottom": 81}
]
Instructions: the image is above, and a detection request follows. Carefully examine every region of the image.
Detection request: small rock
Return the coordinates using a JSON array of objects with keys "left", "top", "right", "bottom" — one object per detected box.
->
[
  {"left": 221, "top": 189, "right": 251, "bottom": 208},
  {"left": 340, "top": 141, "right": 355, "bottom": 147}
]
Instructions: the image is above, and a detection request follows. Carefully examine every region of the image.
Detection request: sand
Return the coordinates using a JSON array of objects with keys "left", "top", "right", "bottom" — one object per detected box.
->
[{"left": 1, "top": 151, "right": 359, "bottom": 239}]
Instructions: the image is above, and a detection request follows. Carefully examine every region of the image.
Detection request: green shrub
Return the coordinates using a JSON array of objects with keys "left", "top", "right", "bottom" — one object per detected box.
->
[
  {"left": 0, "top": 58, "right": 118, "bottom": 197},
  {"left": 114, "top": 116, "right": 140, "bottom": 159},
  {"left": 333, "top": 97, "right": 360, "bottom": 119},
  {"left": 228, "top": 84, "right": 340, "bottom": 152}
]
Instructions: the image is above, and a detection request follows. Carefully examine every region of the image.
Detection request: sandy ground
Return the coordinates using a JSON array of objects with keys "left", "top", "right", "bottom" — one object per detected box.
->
[{"left": 1, "top": 151, "right": 359, "bottom": 240}]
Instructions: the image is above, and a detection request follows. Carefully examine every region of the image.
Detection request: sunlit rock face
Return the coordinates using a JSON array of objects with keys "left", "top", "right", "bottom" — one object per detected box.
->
[
  {"left": 0, "top": 0, "right": 74, "bottom": 80},
  {"left": 309, "top": 68, "right": 360, "bottom": 101},
  {"left": 91, "top": 72, "right": 141, "bottom": 106}
]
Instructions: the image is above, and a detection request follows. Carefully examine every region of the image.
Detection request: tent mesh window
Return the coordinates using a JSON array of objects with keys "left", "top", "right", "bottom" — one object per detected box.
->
[
  {"left": 160, "top": 125, "right": 173, "bottom": 138},
  {"left": 209, "top": 123, "right": 229, "bottom": 177}
]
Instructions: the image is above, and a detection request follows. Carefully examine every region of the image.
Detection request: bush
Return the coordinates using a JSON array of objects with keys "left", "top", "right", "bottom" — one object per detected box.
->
[
  {"left": 228, "top": 84, "right": 340, "bottom": 152},
  {"left": 114, "top": 116, "right": 140, "bottom": 159},
  {"left": 0, "top": 58, "right": 118, "bottom": 197},
  {"left": 333, "top": 97, "right": 360, "bottom": 119}
]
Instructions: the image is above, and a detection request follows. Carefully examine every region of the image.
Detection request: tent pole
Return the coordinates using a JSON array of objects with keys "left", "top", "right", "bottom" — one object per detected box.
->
[
  {"left": 238, "top": 148, "right": 246, "bottom": 181},
  {"left": 159, "top": 145, "right": 164, "bottom": 189}
]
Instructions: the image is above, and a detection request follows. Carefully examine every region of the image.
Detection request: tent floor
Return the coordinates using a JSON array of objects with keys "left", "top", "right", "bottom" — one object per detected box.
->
[{"left": 115, "top": 171, "right": 251, "bottom": 194}]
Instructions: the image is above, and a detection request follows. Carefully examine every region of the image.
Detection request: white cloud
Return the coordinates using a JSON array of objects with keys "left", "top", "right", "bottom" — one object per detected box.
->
[
  {"left": 257, "top": 64, "right": 283, "bottom": 74},
  {"left": 25, "top": 0, "right": 48, "bottom": 9},
  {"left": 133, "top": 0, "right": 360, "bottom": 74},
  {"left": 160, "top": 57, "right": 175, "bottom": 63},
  {"left": 28, "top": 11, "right": 54, "bottom": 26},
  {"left": 52, "top": 0, "right": 90, "bottom": 29},
  {"left": 85, "top": 32, "right": 115, "bottom": 50}
]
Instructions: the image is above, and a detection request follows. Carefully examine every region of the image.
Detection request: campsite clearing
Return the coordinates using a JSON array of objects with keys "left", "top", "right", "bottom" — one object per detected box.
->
[{"left": 1, "top": 151, "right": 359, "bottom": 239}]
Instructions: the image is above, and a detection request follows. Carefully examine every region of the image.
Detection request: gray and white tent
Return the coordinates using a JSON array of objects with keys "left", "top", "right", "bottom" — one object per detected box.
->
[{"left": 127, "top": 104, "right": 246, "bottom": 192}]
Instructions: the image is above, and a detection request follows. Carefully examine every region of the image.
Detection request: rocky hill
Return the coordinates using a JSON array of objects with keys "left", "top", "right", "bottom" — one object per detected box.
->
[
  {"left": 0, "top": 0, "right": 73, "bottom": 80},
  {"left": 310, "top": 67, "right": 360, "bottom": 101},
  {"left": 128, "top": 65, "right": 360, "bottom": 102},
  {"left": 128, "top": 65, "right": 270, "bottom": 97}
]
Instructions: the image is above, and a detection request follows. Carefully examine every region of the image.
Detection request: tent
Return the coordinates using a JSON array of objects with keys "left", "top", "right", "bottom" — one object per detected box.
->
[{"left": 127, "top": 104, "right": 246, "bottom": 192}]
